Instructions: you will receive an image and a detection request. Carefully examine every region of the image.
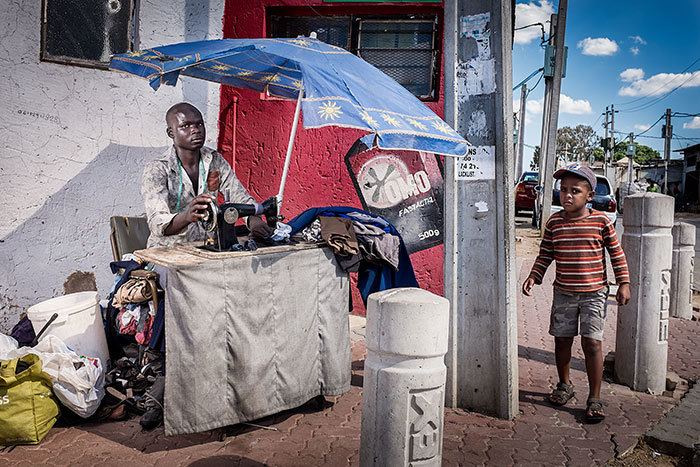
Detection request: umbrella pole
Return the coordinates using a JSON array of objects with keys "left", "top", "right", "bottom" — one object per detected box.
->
[{"left": 277, "top": 89, "right": 303, "bottom": 208}]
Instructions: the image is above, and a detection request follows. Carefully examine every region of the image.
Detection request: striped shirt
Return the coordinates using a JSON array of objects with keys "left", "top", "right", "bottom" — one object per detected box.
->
[{"left": 528, "top": 210, "right": 630, "bottom": 293}]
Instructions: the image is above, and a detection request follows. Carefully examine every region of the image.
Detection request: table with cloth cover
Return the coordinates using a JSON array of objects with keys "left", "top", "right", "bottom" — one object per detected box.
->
[{"left": 134, "top": 241, "right": 350, "bottom": 436}]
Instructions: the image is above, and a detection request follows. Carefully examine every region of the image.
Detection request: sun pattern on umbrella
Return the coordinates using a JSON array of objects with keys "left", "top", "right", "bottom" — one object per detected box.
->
[
  {"left": 290, "top": 39, "right": 310, "bottom": 46},
  {"left": 291, "top": 79, "right": 303, "bottom": 88},
  {"left": 381, "top": 114, "right": 402, "bottom": 127},
  {"left": 212, "top": 64, "right": 230, "bottom": 71},
  {"left": 432, "top": 120, "right": 453, "bottom": 134},
  {"left": 360, "top": 110, "right": 378, "bottom": 127},
  {"left": 261, "top": 74, "right": 281, "bottom": 83},
  {"left": 318, "top": 101, "right": 343, "bottom": 120},
  {"left": 237, "top": 71, "right": 254, "bottom": 77},
  {"left": 407, "top": 118, "right": 428, "bottom": 131}
]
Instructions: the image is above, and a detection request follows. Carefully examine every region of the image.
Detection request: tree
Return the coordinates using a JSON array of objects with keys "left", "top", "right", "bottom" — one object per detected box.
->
[
  {"left": 530, "top": 145, "right": 540, "bottom": 170},
  {"left": 556, "top": 125, "right": 598, "bottom": 162},
  {"left": 613, "top": 142, "right": 661, "bottom": 165}
]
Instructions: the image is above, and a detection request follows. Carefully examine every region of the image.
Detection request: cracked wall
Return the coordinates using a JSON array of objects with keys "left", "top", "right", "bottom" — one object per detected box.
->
[{"left": 0, "top": 0, "right": 225, "bottom": 331}]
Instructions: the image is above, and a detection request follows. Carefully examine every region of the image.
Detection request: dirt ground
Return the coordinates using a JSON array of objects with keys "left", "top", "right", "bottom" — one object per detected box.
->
[
  {"left": 607, "top": 441, "right": 692, "bottom": 467},
  {"left": 514, "top": 214, "right": 542, "bottom": 259}
]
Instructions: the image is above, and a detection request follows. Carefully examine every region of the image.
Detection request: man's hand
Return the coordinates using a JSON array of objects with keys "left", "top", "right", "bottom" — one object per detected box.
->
[
  {"left": 248, "top": 215, "right": 274, "bottom": 239},
  {"left": 522, "top": 278, "right": 535, "bottom": 296},
  {"left": 616, "top": 283, "right": 631, "bottom": 306},
  {"left": 164, "top": 193, "right": 214, "bottom": 236}
]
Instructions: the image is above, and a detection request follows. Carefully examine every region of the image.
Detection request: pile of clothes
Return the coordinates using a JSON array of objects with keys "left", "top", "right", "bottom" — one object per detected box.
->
[{"left": 288, "top": 207, "right": 418, "bottom": 304}]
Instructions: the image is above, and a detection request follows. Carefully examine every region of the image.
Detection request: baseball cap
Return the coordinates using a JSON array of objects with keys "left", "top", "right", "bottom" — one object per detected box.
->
[{"left": 553, "top": 164, "right": 597, "bottom": 190}]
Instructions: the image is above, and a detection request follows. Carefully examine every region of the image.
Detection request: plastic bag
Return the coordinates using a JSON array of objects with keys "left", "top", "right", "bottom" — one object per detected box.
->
[{"left": 0, "top": 333, "right": 105, "bottom": 418}]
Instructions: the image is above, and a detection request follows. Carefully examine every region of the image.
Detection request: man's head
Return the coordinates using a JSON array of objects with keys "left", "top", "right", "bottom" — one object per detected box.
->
[{"left": 166, "top": 102, "right": 205, "bottom": 151}]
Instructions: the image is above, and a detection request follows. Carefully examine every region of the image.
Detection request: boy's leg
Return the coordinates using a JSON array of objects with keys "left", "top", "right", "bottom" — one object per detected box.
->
[
  {"left": 581, "top": 337, "right": 603, "bottom": 399},
  {"left": 554, "top": 336, "right": 575, "bottom": 385}
]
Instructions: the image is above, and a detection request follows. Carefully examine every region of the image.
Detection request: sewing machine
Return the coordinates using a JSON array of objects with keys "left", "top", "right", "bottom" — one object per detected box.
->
[{"left": 200, "top": 197, "right": 278, "bottom": 252}]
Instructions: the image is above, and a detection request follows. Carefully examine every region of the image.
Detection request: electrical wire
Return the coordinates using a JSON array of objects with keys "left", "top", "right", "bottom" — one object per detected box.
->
[
  {"left": 526, "top": 71, "right": 544, "bottom": 96},
  {"left": 513, "top": 67, "right": 544, "bottom": 91},
  {"left": 617, "top": 67, "right": 700, "bottom": 114},
  {"left": 635, "top": 114, "right": 665, "bottom": 137},
  {"left": 615, "top": 57, "right": 700, "bottom": 109}
]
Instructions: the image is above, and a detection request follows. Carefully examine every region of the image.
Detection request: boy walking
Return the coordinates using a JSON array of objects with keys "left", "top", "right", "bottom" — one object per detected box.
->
[{"left": 522, "top": 164, "right": 630, "bottom": 423}]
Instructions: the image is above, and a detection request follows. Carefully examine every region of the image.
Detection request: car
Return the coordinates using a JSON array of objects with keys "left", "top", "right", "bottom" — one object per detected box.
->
[
  {"left": 515, "top": 171, "right": 538, "bottom": 216},
  {"left": 532, "top": 174, "right": 618, "bottom": 228}
]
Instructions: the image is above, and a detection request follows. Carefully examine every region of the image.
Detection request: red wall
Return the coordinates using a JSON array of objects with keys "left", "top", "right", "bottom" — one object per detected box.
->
[{"left": 219, "top": 0, "right": 445, "bottom": 314}]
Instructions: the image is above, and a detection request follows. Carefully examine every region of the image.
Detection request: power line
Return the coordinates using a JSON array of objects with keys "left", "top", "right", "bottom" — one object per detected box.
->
[
  {"left": 635, "top": 114, "right": 665, "bottom": 137},
  {"left": 615, "top": 57, "right": 700, "bottom": 109},
  {"left": 513, "top": 68, "right": 544, "bottom": 91},
  {"left": 618, "top": 68, "right": 700, "bottom": 113}
]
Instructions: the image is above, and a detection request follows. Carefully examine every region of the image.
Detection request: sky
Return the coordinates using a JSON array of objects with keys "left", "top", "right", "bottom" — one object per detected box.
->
[{"left": 512, "top": 0, "right": 700, "bottom": 171}]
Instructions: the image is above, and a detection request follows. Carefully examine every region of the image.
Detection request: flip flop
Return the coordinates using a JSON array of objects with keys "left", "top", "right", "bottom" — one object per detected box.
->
[
  {"left": 586, "top": 398, "right": 607, "bottom": 423},
  {"left": 549, "top": 381, "right": 575, "bottom": 406}
]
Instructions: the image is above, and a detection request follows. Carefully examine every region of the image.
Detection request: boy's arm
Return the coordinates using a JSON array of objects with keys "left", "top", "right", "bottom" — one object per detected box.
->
[
  {"left": 527, "top": 222, "right": 555, "bottom": 285},
  {"left": 602, "top": 220, "right": 630, "bottom": 285}
]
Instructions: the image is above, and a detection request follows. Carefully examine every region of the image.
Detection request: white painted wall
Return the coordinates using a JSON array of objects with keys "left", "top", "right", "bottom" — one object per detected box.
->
[{"left": 0, "top": 0, "right": 225, "bottom": 332}]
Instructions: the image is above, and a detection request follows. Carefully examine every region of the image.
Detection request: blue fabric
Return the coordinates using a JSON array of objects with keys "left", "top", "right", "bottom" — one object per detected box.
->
[
  {"left": 109, "top": 38, "right": 467, "bottom": 157},
  {"left": 288, "top": 207, "right": 418, "bottom": 305}
]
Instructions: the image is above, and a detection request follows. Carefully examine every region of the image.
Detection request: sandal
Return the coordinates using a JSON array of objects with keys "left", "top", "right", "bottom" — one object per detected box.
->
[
  {"left": 586, "top": 398, "right": 607, "bottom": 423},
  {"left": 549, "top": 382, "right": 575, "bottom": 406}
]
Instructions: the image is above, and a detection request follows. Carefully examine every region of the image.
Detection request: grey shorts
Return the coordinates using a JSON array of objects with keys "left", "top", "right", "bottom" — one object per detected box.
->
[{"left": 549, "top": 287, "right": 609, "bottom": 341}]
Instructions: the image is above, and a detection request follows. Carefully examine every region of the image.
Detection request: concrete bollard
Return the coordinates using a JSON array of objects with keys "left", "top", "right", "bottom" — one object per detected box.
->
[
  {"left": 360, "top": 288, "right": 449, "bottom": 467},
  {"left": 615, "top": 193, "right": 674, "bottom": 393},
  {"left": 670, "top": 222, "right": 695, "bottom": 320}
]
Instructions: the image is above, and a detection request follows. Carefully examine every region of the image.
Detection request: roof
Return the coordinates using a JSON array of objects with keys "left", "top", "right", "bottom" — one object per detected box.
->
[{"left": 674, "top": 143, "right": 700, "bottom": 154}]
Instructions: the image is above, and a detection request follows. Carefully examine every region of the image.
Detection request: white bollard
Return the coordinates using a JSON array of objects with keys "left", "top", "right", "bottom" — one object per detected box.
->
[
  {"left": 670, "top": 222, "right": 695, "bottom": 320},
  {"left": 360, "top": 288, "right": 449, "bottom": 467},
  {"left": 615, "top": 193, "right": 674, "bottom": 393}
]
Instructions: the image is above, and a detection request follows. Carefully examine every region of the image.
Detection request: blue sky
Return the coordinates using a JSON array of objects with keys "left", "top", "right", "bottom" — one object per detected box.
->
[{"left": 512, "top": 0, "right": 700, "bottom": 170}]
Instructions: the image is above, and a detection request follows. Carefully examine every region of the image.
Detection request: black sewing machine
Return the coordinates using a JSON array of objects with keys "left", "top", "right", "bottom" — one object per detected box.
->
[{"left": 199, "top": 196, "right": 278, "bottom": 252}]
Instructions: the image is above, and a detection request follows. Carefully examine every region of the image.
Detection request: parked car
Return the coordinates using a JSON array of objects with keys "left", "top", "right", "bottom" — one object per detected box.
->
[
  {"left": 515, "top": 171, "right": 538, "bottom": 216},
  {"left": 532, "top": 174, "right": 617, "bottom": 228}
]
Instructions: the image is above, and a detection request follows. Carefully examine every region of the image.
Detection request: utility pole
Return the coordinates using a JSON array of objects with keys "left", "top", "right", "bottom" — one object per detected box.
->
[
  {"left": 539, "top": 0, "right": 568, "bottom": 236},
  {"left": 628, "top": 132, "right": 635, "bottom": 184},
  {"left": 516, "top": 83, "right": 527, "bottom": 181},
  {"left": 610, "top": 104, "right": 617, "bottom": 191},
  {"left": 603, "top": 106, "right": 609, "bottom": 179},
  {"left": 663, "top": 108, "right": 672, "bottom": 194},
  {"left": 443, "top": 0, "right": 518, "bottom": 419}
]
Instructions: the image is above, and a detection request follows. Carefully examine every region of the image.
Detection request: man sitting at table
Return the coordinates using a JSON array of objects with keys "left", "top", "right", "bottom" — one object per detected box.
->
[
  {"left": 137, "top": 102, "right": 271, "bottom": 429},
  {"left": 142, "top": 102, "right": 272, "bottom": 247}
]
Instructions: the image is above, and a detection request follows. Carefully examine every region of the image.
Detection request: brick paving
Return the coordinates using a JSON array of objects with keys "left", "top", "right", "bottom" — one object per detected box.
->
[{"left": 1, "top": 259, "right": 698, "bottom": 466}]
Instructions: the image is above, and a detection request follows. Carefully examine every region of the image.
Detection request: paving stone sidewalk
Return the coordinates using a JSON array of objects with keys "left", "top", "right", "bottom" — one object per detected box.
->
[{"left": 1, "top": 260, "right": 698, "bottom": 466}]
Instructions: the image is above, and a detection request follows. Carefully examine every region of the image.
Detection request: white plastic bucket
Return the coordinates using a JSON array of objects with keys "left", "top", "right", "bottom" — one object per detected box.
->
[{"left": 27, "top": 291, "right": 110, "bottom": 368}]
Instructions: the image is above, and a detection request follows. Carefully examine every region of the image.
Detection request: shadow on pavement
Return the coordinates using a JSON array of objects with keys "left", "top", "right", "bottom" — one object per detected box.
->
[
  {"left": 518, "top": 345, "right": 587, "bottom": 372},
  {"left": 519, "top": 389, "right": 588, "bottom": 424},
  {"left": 188, "top": 455, "right": 265, "bottom": 466}
]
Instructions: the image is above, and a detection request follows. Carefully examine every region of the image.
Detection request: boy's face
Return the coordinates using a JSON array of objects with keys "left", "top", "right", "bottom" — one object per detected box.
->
[
  {"left": 167, "top": 106, "right": 205, "bottom": 151},
  {"left": 559, "top": 174, "right": 594, "bottom": 213}
]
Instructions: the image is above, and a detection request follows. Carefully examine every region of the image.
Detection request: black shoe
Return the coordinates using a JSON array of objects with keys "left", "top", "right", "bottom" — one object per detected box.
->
[{"left": 140, "top": 375, "right": 164, "bottom": 430}]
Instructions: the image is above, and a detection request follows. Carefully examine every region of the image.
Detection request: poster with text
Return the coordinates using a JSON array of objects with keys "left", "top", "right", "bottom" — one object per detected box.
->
[{"left": 345, "top": 140, "right": 445, "bottom": 254}]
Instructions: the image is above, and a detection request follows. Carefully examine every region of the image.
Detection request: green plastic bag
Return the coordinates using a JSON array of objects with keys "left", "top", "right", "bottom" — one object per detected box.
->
[{"left": 0, "top": 353, "right": 60, "bottom": 445}]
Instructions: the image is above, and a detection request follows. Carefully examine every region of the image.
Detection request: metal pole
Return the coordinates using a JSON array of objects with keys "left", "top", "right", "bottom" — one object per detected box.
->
[
  {"left": 276, "top": 89, "right": 304, "bottom": 208},
  {"left": 516, "top": 84, "right": 527, "bottom": 180},
  {"left": 540, "top": 1, "right": 568, "bottom": 236},
  {"left": 536, "top": 15, "right": 555, "bottom": 227},
  {"left": 604, "top": 106, "right": 609, "bottom": 179},
  {"left": 611, "top": 104, "right": 617, "bottom": 191},
  {"left": 664, "top": 108, "right": 672, "bottom": 194},
  {"left": 443, "top": 0, "right": 518, "bottom": 419}
]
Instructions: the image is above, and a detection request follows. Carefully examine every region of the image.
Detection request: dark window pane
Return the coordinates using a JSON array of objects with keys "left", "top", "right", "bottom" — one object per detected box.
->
[
  {"left": 269, "top": 16, "right": 350, "bottom": 49},
  {"left": 43, "top": 0, "right": 132, "bottom": 65},
  {"left": 595, "top": 179, "right": 611, "bottom": 196}
]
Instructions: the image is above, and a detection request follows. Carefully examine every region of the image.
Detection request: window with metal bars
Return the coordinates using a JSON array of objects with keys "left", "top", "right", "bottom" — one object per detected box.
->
[
  {"left": 268, "top": 13, "right": 439, "bottom": 100},
  {"left": 41, "top": 0, "right": 137, "bottom": 69}
]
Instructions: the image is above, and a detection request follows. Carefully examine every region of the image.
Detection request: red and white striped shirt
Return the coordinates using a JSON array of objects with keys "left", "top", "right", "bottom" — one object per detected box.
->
[{"left": 528, "top": 210, "right": 630, "bottom": 293}]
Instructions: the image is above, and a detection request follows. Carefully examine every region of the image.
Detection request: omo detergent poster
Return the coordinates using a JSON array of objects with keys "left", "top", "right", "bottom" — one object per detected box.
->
[{"left": 344, "top": 139, "right": 445, "bottom": 254}]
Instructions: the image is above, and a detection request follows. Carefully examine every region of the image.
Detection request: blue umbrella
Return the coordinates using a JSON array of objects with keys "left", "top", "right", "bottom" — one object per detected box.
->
[{"left": 110, "top": 37, "right": 468, "bottom": 202}]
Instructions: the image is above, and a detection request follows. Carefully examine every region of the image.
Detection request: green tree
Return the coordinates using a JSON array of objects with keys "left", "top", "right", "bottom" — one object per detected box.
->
[
  {"left": 613, "top": 142, "right": 661, "bottom": 165},
  {"left": 556, "top": 125, "right": 598, "bottom": 162},
  {"left": 530, "top": 145, "right": 540, "bottom": 170}
]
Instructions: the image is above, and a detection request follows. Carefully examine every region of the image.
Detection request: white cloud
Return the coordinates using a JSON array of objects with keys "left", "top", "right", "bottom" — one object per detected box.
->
[
  {"left": 620, "top": 68, "right": 644, "bottom": 82},
  {"left": 629, "top": 35, "right": 647, "bottom": 45},
  {"left": 514, "top": 1, "right": 554, "bottom": 45},
  {"left": 634, "top": 124, "right": 651, "bottom": 131},
  {"left": 577, "top": 37, "right": 619, "bottom": 56},
  {"left": 559, "top": 94, "right": 593, "bottom": 115},
  {"left": 619, "top": 70, "right": 700, "bottom": 97},
  {"left": 630, "top": 47, "right": 640, "bottom": 55},
  {"left": 514, "top": 97, "right": 543, "bottom": 124},
  {"left": 684, "top": 117, "right": 700, "bottom": 130}
]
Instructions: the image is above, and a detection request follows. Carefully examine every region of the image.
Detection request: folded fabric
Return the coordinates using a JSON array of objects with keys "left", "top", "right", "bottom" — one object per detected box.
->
[
  {"left": 352, "top": 221, "right": 400, "bottom": 271},
  {"left": 271, "top": 222, "right": 292, "bottom": 242},
  {"left": 112, "top": 278, "right": 152, "bottom": 308},
  {"left": 319, "top": 217, "right": 359, "bottom": 256},
  {"left": 297, "top": 218, "right": 322, "bottom": 242}
]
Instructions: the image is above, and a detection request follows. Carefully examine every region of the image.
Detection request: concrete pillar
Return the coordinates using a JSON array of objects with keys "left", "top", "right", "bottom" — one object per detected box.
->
[
  {"left": 615, "top": 193, "right": 674, "bottom": 393},
  {"left": 360, "top": 288, "right": 449, "bottom": 467},
  {"left": 671, "top": 222, "right": 695, "bottom": 319}
]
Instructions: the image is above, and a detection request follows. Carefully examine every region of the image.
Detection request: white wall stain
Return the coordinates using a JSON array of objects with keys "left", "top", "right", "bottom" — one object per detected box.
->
[
  {"left": 474, "top": 201, "right": 489, "bottom": 213},
  {"left": 0, "top": 0, "right": 225, "bottom": 331},
  {"left": 467, "top": 109, "right": 487, "bottom": 139}
]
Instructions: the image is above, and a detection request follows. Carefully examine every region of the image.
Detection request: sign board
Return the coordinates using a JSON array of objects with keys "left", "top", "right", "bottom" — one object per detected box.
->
[
  {"left": 345, "top": 140, "right": 445, "bottom": 254},
  {"left": 455, "top": 145, "right": 495, "bottom": 180}
]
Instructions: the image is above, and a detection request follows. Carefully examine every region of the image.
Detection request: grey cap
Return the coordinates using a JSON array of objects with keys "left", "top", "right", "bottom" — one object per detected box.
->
[{"left": 553, "top": 164, "right": 597, "bottom": 190}]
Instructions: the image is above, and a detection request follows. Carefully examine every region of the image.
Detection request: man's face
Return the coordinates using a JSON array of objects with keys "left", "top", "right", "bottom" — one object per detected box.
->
[
  {"left": 167, "top": 106, "right": 205, "bottom": 151},
  {"left": 559, "top": 174, "right": 594, "bottom": 213}
]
